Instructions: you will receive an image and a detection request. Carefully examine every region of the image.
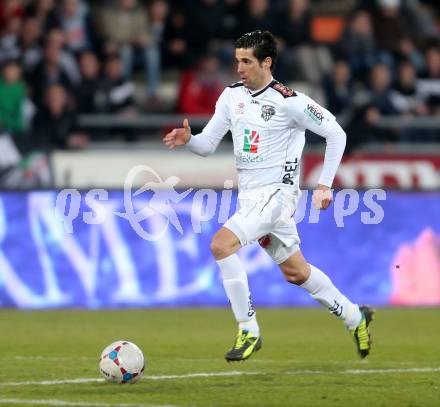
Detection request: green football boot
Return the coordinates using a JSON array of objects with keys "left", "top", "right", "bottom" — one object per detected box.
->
[
  {"left": 350, "top": 305, "right": 375, "bottom": 358},
  {"left": 225, "top": 329, "right": 262, "bottom": 362}
]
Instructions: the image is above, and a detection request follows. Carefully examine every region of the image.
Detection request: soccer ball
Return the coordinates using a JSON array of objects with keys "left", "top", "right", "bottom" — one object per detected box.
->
[{"left": 99, "top": 341, "right": 145, "bottom": 384}]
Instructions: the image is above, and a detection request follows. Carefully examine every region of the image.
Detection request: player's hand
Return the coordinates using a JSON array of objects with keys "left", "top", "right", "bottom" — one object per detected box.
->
[
  {"left": 163, "top": 118, "right": 191, "bottom": 149},
  {"left": 312, "top": 184, "right": 333, "bottom": 210}
]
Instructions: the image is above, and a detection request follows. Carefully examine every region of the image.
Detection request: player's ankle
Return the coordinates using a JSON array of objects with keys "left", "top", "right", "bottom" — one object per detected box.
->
[{"left": 239, "top": 319, "right": 260, "bottom": 336}]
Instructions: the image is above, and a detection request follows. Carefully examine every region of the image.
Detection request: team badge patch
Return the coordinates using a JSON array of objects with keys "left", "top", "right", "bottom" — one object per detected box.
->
[
  {"left": 272, "top": 82, "right": 295, "bottom": 97},
  {"left": 261, "top": 105, "right": 275, "bottom": 121}
]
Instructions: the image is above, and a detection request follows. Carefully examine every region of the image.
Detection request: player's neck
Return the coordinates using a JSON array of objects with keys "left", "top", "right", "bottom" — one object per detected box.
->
[{"left": 249, "top": 76, "right": 274, "bottom": 93}]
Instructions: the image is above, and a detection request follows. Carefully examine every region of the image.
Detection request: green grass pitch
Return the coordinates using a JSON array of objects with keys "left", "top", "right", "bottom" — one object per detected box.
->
[{"left": 0, "top": 308, "right": 439, "bottom": 407}]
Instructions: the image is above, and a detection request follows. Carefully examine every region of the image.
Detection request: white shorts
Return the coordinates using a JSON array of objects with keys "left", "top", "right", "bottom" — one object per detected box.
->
[{"left": 224, "top": 185, "right": 301, "bottom": 264}]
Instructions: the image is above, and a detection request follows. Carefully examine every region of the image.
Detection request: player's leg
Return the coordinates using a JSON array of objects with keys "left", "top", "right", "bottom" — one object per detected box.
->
[
  {"left": 278, "top": 249, "right": 374, "bottom": 358},
  {"left": 211, "top": 227, "right": 261, "bottom": 361},
  {"left": 210, "top": 227, "right": 241, "bottom": 260},
  {"left": 211, "top": 227, "right": 258, "bottom": 333},
  {"left": 279, "top": 249, "right": 362, "bottom": 326},
  {"left": 216, "top": 185, "right": 297, "bottom": 361}
]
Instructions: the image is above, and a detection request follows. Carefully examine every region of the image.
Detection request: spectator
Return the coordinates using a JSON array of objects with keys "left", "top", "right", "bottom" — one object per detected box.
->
[
  {"left": 350, "top": 63, "right": 399, "bottom": 145},
  {"left": 148, "top": 0, "right": 169, "bottom": 58},
  {"left": 185, "top": 0, "right": 225, "bottom": 55},
  {"left": 75, "top": 50, "right": 101, "bottom": 114},
  {"left": 395, "top": 36, "right": 425, "bottom": 73},
  {"left": 391, "top": 59, "right": 427, "bottom": 116},
  {"left": 98, "top": 0, "right": 160, "bottom": 99},
  {"left": 420, "top": 44, "right": 440, "bottom": 80},
  {"left": 272, "top": 0, "right": 311, "bottom": 48},
  {"left": 0, "top": 125, "right": 51, "bottom": 189},
  {"left": 33, "top": 83, "right": 88, "bottom": 149},
  {"left": 371, "top": 0, "right": 409, "bottom": 56},
  {"left": 96, "top": 53, "right": 136, "bottom": 114},
  {"left": 177, "top": 52, "right": 226, "bottom": 114},
  {"left": 0, "top": 0, "right": 24, "bottom": 28},
  {"left": 29, "top": 33, "right": 77, "bottom": 104},
  {"left": 59, "top": 0, "right": 98, "bottom": 55},
  {"left": 240, "top": 0, "right": 272, "bottom": 35},
  {"left": 25, "top": 0, "right": 59, "bottom": 33},
  {"left": 322, "top": 59, "right": 353, "bottom": 117},
  {"left": 0, "top": 15, "right": 23, "bottom": 63},
  {"left": 221, "top": 0, "right": 244, "bottom": 40},
  {"left": 401, "top": 0, "right": 439, "bottom": 41},
  {"left": 364, "top": 63, "right": 398, "bottom": 123},
  {"left": 216, "top": 0, "right": 245, "bottom": 66},
  {"left": 45, "top": 27, "right": 81, "bottom": 84},
  {"left": 0, "top": 59, "right": 26, "bottom": 136},
  {"left": 417, "top": 44, "right": 440, "bottom": 115},
  {"left": 272, "top": 0, "right": 332, "bottom": 83},
  {"left": 341, "top": 9, "right": 377, "bottom": 81},
  {"left": 162, "top": 7, "right": 193, "bottom": 70},
  {"left": 75, "top": 50, "right": 104, "bottom": 139},
  {"left": 19, "top": 16, "right": 43, "bottom": 75},
  {"left": 146, "top": 0, "right": 169, "bottom": 104}
]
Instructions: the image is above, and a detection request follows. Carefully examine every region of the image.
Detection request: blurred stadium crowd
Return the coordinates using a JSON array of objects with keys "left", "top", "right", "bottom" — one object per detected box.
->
[{"left": 0, "top": 0, "right": 439, "bottom": 156}]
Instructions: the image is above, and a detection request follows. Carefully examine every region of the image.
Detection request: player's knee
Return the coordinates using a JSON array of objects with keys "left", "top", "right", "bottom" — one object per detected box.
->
[
  {"left": 210, "top": 236, "right": 231, "bottom": 260},
  {"left": 210, "top": 228, "right": 241, "bottom": 260},
  {"left": 281, "top": 263, "right": 310, "bottom": 285}
]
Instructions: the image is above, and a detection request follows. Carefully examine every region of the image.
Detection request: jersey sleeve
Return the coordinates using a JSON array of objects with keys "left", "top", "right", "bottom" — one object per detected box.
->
[
  {"left": 186, "top": 88, "right": 231, "bottom": 157},
  {"left": 287, "top": 92, "right": 346, "bottom": 187}
]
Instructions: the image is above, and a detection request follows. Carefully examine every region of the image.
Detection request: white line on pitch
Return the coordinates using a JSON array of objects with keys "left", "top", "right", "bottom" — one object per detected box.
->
[
  {"left": 281, "top": 367, "right": 440, "bottom": 375},
  {"left": 145, "top": 371, "right": 260, "bottom": 380},
  {"left": 344, "top": 367, "right": 440, "bottom": 374},
  {"left": 0, "top": 371, "right": 260, "bottom": 387},
  {"left": 10, "top": 356, "right": 95, "bottom": 361},
  {"left": 0, "top": 378, "right": 104, "bottom": 386},
  {"left": 1, "top": 367, "right": 439, "bottom": 387},
  {"left": 0, "top": 400, "right": 183, "bottom": 407}
]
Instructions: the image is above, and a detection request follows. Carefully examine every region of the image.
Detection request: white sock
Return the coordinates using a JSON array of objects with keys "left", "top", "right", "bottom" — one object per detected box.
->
[
  {"left": 300, "top": 264, "right": 362, "bottom": 329},
  {"left": 217, "top": 254, "right": 260, "bottom": 336}
]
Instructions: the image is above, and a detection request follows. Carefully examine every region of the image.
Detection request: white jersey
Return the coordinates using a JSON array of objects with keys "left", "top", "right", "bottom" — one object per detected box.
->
[{"left": 186, "top": 79, "right": 346, "bottom": 191}]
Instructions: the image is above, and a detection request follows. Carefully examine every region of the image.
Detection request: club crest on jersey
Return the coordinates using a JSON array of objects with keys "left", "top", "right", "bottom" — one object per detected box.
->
[
  {"left": 261, "top": 105, "right": 275, "bottom": 121},
  {"left": 304, "top": 103, "right": 324, "bottom": 125}
]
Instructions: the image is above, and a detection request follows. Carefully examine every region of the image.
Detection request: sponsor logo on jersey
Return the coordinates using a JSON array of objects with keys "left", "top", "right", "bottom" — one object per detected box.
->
[
  {"left": 243, "top": 129, "right": 260, "bottom": 153},
  {"left": 238, "top": 151, "right": 264, "bottom": 162},
  {"left": 304, "top": 103, "right": 324, "bottom": 125},
  {"left": 282, "top": 158, "right": 298, "bottom": 185},
  {"left": 251, "top": 99, "right": 260, "bottom": 105},
  {"left": 261, "top": 105, "right": 275, "bottom": 121}
]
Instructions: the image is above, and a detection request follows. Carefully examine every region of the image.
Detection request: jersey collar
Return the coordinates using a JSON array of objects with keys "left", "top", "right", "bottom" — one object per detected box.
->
[{"left": 248, "top": 77, "right": 276, "bottom": 98}]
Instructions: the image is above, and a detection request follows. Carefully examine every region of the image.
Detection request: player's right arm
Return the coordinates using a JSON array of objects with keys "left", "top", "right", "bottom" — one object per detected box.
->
[
  {"left": 163, "top": 118, "right": 192, "bottom": 148},
  {"left": 163, "top": 89, "right": 231, "bottom": 156}
]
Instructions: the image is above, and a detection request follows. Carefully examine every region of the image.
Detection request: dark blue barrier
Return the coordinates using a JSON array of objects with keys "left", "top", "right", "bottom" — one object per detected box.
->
[{"left": 0, "top": 190, "right": 438, "bottom": 308}]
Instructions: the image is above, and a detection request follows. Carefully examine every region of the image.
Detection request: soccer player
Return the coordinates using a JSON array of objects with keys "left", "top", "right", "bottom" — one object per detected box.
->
[{"left": 163, "top": 30, "right": 374, "bottom": 361}]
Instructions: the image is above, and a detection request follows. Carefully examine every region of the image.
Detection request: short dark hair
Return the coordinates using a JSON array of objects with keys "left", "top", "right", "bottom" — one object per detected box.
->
[{"left": 235, "top": 30, "right": 277, "bottom": 72}]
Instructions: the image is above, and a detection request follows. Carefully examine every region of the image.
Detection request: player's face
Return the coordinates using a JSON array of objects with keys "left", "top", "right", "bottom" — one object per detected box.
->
[{"left": 235, "top": 48, "right": 271, "bottom": 91}]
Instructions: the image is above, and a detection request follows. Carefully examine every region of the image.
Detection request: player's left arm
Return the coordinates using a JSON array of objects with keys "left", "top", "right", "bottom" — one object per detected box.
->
[{"left": 287, "top": 93, "right": 346, "bottom": 209}]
